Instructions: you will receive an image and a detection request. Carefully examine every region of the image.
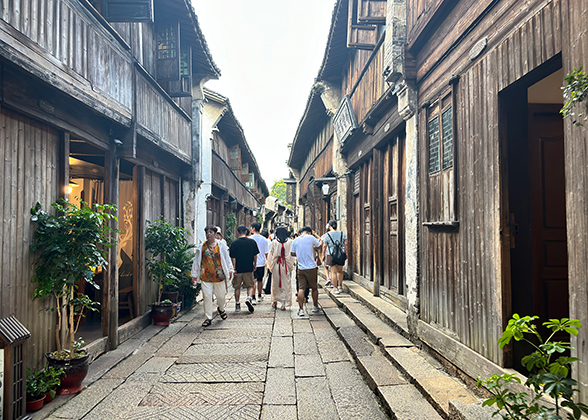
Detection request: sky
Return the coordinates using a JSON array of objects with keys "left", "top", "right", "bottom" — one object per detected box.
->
[{"left": 191, "top": 0, "right": 337, "bottom": 189}]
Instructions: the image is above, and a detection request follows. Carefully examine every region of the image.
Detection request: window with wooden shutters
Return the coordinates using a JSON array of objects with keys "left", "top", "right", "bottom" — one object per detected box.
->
[
  {"left": 348, "top": 0, "right": 385, "bottom": 50},
  {"left": 168, "top": 46, "right": 192, "bottom": 97},
  {"left": 425, "top": 88, "right": 457, "bottom": 226},
  {"left": 357, "top": 0, "right": 386, "bottom": 23},
  {"left": 156, "top": 22, "right": 180, "bottom": 83},
  {"left": 103, "top": 0, "right": 154, "bottom": 22}
]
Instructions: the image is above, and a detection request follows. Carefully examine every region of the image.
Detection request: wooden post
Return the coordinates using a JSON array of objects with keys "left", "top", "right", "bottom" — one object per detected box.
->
[
  {"left": 372, "top": 149, "right": 382, "bottom": 297},
  {"left": 104, "top": 147, "right": 120, "bottom": 349}
]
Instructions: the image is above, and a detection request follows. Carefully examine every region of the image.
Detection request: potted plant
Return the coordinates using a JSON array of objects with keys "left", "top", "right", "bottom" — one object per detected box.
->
[
  {"left": 145, "top": 216, "right": 193, "bottom": 325},
  {"left": 30, "top": 199, "right": 117, "bottom": 394},
  {"left": 167, "top": 242, "right": 198, "bottom": 309},
  {"left": 26, "top": 370, "right": 46, "bottom": 412},
  {"left": 38, "top": 365, "right": 65, "bottom": 403}
]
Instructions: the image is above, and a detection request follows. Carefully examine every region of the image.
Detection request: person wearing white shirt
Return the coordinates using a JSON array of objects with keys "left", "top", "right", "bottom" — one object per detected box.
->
[
  {"left": 250, "top": 222, "right": 269, "bottom": 303},
  {"left": 291, "top": 226, "right": 322, "bottom": 316}
]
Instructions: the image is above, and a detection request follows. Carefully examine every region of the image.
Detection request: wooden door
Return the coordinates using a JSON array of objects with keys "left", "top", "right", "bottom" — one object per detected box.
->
[
  {"left": 383, "top": 136, "right": 405, "bottom": 294},
  {"left": 528, "top": 105, "right": 568, "bottom": 322}
]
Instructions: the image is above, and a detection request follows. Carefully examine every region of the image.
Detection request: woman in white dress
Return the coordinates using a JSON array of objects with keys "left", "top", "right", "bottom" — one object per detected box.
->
[{"left": 267, "top": 226, "right": 295, "bottom": 310}]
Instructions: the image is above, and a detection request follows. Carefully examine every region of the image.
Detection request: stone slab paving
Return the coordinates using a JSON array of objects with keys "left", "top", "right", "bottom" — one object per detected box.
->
[{"left": 39, "top": 285, "right": 391, "bottom": 420}]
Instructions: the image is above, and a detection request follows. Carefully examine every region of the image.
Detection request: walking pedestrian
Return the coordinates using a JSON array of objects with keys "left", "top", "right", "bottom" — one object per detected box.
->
[
  {"left": 215, "top": 226, "right": 228, "bottom": 248},
  {"left": 267, "top": 225, "right": 295, "bottom": 310},
  {"left": 323, "top": 220, "right": 348, "bottom": 294},
  {"left": 291, "top": 226, "right": 322, "bottom": 316},
  {"left": 230, "top": 225, "right": 259, "bottom": 313},
  {"left": 191, "top": 226, "right": 233, "bottom": 327},
  {"left": 322, "top": 224, "right": 333, "bottom": 288},
  {"left": 250, "top": 222, "right": 269, "bottom": 303}
]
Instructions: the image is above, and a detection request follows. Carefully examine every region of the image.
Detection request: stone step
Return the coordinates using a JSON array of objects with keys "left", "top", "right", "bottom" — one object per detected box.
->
[{"left": 320, "top": 284, "right": 487, "bottom": 419}]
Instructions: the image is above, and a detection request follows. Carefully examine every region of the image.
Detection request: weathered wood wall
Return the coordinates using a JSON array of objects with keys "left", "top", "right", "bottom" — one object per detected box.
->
[
  {"left": 141, "top": 168, "right": 179, "bottom": 308},
  {"left": 212, "top": 152, "right": 260, "bottom": 210},
  {"left": 0, "top": 0, "right": 133, "bottom": 121},
  {"left": 0, "top": 106, "right": 60, "bottom": 368},
  {"left": 298, "top": 123, "right": 334, "bottom": 185},
  {"left": 417, "top": 0, "right": 563, "bottom": 365},
  {"left": 136, "top": 71, "right": 192, "bottom": 160},
  {"left": 562, "top": 0, "right": 588, "bottom": 403},
  {"left": 345, "top": 40, "right": 386, "bottom": 124}
]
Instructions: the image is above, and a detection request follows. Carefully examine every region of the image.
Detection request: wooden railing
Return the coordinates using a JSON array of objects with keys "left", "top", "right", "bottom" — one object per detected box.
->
[{"left": 349, "top": 38, "right": 386, "bottom": 125}]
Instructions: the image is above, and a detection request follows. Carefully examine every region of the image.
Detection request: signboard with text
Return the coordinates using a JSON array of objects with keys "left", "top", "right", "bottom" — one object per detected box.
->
[
  {"left": 286, "top": 182, "right": 295, "bottom": 205},
  {"left": 333, "top": 95, "right": 358, "bottom": 146}
]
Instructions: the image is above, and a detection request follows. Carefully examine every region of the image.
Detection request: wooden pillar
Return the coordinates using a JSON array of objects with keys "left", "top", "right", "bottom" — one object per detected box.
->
[
  {"left": 59, "top": 132, "right": 70, "bottom": 200},
  {"left": 104, "top": 147, "right": 120, "bottom": 349},
  {"left": 372, "top": 149, "right": 382, "bottom": 297}
]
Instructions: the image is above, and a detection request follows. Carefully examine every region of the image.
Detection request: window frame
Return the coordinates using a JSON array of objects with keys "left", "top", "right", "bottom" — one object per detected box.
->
[{"left": 424, "top": 79, "right": 459, "bottom": 227}]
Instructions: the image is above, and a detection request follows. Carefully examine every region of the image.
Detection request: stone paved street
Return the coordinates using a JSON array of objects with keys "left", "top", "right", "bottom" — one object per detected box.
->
[{"left": 37, "top": 283, "right": 390, "bottom": 420}]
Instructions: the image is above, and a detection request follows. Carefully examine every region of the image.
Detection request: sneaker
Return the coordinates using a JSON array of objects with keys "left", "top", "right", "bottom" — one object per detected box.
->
[
  {"left": 312, "top": 306, "right": 320, "bottom": 313},
  {"left": 258, "top": 294, "right": 264, "bottom": 301},
  {"left": 245, "top": 297, "right": 255, "bottom": 313},
  {"left": 297, "top": 309, "right": 305, "bottom": 317},
  {"left": 252, "top": 298, "right": 257, "bottom": 306},
  {"left": 332, "top": 288, "right": 341, "bottom": 295},
  {"left": 325, "top": 279, "right": 332, "bottom": 287},
  {"left": 235, "top": 302, "right": 241, "bottom": 311},
  {"left": 328, "top": 283, "right": 334, "bottom": 288},
  {"left": 338, "top": 287, "right": 343, "bottom": 293}
]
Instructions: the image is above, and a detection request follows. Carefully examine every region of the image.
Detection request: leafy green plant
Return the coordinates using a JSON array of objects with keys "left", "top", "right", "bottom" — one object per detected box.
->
[
  {"left": 561, "top": 67, "right": 588, "bottom": 126},
  {"left": 30, "top": 199, "right": 117, "bottom": 360},
  {"left": 478, "top": 315, "right": 588, "bottom": 419},
  {"left": 145, "top": 217, "right": 192, "bottom": 305},
  {"left": 165, "top": 242, "right": 199, "bottom": 302},
  {"left": 225, "top": 213, "right": 237, "bottom": 246},
  {"left": 37, "top": 365, "right": 65, "bottom": 399}
]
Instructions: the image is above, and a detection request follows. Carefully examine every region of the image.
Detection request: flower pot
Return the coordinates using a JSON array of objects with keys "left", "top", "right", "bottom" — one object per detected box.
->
[
  {"left": 46, "top": 352, "right": 90, "bottom": 395},
  {"left": 151, "top": 303, "right": 174, "bottom": 326},
  {"left": 26, "top": 395, "right": 45, "bottom": 412},
  {"left": 44, "top": 387, "right": 57, "bottom": 403},
  {"left": 161, "top": 291, "right": 179, "bottom": 302}
]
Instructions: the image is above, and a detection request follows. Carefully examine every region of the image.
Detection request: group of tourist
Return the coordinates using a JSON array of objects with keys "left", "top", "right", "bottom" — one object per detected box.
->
[{"left": 190, "top": 220, "right": 347, "bottom": 326}]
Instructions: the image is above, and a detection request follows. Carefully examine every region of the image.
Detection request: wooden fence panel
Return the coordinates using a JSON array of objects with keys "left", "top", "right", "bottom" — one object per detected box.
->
[{"left": 0, "top": 106, "right": 60, "bottom": 369}]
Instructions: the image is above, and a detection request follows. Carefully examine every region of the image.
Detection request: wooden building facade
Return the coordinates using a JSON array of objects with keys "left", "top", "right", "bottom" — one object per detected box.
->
[
  {"left": 409, "top": 0, "right": 588, "bottom": 401},
  {"left": 196, "top": 89, "right": 268, "bottom": 244},
  {"left": 290, "top": 0, "right": 588, "bottom": 404},
  {"left": 0, "top": 0, "right": 220, "bottom": 370}
]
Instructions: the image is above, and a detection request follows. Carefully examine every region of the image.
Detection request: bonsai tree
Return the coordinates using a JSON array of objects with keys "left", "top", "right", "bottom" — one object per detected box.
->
[
  {"left": 145, "top": 216, "right": 192, "bottom": 305},
  {"left": 30, "top": 199, "right": 117, "bottom": 360}
]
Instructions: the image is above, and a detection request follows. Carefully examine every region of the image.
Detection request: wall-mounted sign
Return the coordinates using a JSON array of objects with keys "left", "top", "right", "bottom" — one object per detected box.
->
[
  {"left": 286, "top": 182, "right": 295, "bottom": 205},
  {"left": 333, "top": 95, "right": 358, "bottom": 146},
  {"left": 469, "top": 37, "right": 487, "bottom": 61}
]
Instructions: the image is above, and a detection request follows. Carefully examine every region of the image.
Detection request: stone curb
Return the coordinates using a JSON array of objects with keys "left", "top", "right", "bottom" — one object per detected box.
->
[{"left": 319, "top": 283, "right": 490, "bottom": 420}]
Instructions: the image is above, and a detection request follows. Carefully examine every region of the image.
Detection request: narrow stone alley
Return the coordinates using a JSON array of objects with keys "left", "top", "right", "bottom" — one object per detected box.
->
[{"left": 34, "top": 286, "right": 391, "bottom": 420}]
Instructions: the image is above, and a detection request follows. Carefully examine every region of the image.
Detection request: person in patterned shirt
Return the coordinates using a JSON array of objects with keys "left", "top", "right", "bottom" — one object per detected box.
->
[{"left": 191, "top": 226, "right": 233, "bottom": 327}]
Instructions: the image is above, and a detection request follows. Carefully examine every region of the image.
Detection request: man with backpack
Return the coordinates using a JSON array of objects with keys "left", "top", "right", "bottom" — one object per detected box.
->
[{"left": 322, "top": 220, "right": 347, "bottom": 295}]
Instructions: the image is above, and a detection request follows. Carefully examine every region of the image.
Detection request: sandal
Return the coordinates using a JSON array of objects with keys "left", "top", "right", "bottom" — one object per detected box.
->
[
  {"left": 217, "top": 308, "right": 227, "bottom": 320},
  {"left": 280, "top": 306, "right": 286, "bottom": 311},
  {"left": 202, "top": 319, "right": 212, "bottom": 327}
]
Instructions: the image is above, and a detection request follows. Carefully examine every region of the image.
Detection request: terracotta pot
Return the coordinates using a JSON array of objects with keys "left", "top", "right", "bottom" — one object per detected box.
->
[
  {"left": 44, "top": 388, "right": 57, "bottom": 403},
  {"left": 46, "top": 352, "right": 90, "bottom": 395},
  {"left": 151, "top": 303, "right": 174, "bottom": 326},
  {"left": 26, "top": 395, "right": 45, "bottom": 412}
]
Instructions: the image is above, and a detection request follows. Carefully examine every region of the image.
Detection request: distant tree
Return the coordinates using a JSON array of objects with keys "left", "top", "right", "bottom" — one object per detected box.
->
[{"left": 270, "top": 179, "right": 291, "bottom": 208}]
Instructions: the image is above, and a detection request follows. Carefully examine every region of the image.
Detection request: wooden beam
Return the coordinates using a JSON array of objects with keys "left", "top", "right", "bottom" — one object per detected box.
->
[{"left": 104, "top": 148, "right": 120, "bottom": 349}]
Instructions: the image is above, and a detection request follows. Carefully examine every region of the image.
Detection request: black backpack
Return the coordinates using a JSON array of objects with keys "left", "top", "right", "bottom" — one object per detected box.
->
[{"left": 327, "top": 232, "right": 347, "bottom": 265}]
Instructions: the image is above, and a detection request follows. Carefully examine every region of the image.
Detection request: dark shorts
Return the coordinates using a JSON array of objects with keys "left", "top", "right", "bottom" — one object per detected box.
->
[
  {"left": 254, "top": 266, "right": 265, "bottom": 281},
  {"left": 232, "top": 272, "right": 254, "bottom": 289},
  {"left": 298, "top": 267, "right": 318, "bottom": 290},
  {"left": 326, "top": 255, "right": 345, "bottom": 267}
]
